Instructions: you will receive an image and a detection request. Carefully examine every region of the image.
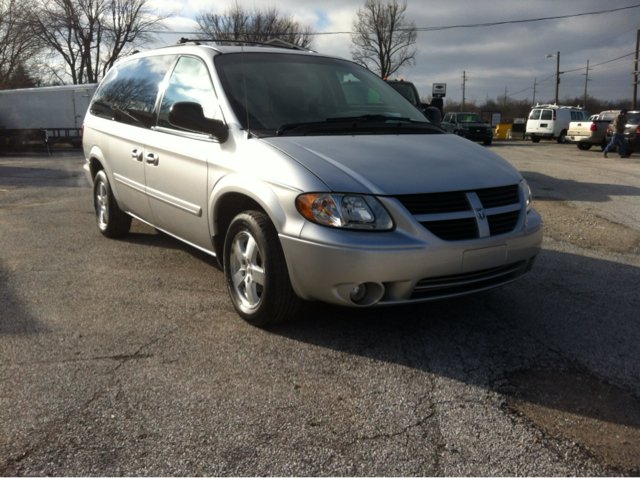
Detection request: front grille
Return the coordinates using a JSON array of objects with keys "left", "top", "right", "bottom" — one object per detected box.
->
[
  {"left": 394, "top": 184, "right": 522, "bottom": 241},
  {"left": 488, "top": 210, "right": 521, "bottom": 236},
  {"left": 476, "top": 185, "right": 519, "bottom": 208},
  {"left": 419, "top": 217, "right": 477, "bottom": 241},
  {"left": 397, "top": 191, "right": 468, "bottom": 214}
]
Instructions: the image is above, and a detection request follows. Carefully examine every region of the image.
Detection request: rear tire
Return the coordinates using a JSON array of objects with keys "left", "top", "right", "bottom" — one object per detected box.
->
[
  {"left": 576, "top": 143, "right": 592, "bottom": 151},
  {"left": 557, "top": 130, "right": 567, "bottom": 143},
  {"left": 531, "top": 136, "right": 541, "bottom": 143},
  {"left": 93, "top": 170, "right": 131, "bottom": 238},
  {"left": 223, "top": 211, "right": 300, "bottom": 327}
]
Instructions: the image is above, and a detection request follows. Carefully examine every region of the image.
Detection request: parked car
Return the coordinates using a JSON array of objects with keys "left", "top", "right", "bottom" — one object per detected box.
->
[
  {"left": 526, "top": 104, "right": 590, "bottom": 143},
  {"left": 440, "top": 112, "right": 493, "bottom": 145},
  {"left": 567, "top": 110, "right": 619, "bottom": 151},
  {"left": 82, "top": 42, "right": 543, "bottom": 327},
  {"left": 605, "top": 110, "right": 640, "bottom": 156}
]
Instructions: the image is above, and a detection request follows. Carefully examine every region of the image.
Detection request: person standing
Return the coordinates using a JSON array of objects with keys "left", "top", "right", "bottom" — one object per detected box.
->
[{"left": 603, "top": 109, "right": 628, "bottom": 158}]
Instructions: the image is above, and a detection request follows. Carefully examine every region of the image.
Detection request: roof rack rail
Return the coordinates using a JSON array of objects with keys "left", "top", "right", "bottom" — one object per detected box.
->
[{"left": 175, "top": 37, "right": 310, "bottom": 51}]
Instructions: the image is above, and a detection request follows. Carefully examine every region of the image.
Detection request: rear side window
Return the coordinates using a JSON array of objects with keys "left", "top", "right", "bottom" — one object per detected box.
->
[
  {"left": 90, "top": 55, "right": 176, "bottom": 128},
  {"left": 529, "top": 109, "right": 541, "bottom": 120},
  {"left": 540, "top": 110, "right": 553, "bottom": 120}
]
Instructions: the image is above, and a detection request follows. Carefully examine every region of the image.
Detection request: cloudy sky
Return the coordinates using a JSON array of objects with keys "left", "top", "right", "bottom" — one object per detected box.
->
[{"left": 151, "top": 0, "right": 640, "bottom": 108}]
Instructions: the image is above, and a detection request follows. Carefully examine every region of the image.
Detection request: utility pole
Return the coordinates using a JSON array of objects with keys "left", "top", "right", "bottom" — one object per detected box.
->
[
  {"left": 555, "top": 51, "right": 561, "bottom": 104},
  {"left": 462, "top": 71, "right": 467, "bottom": 110},
  {"left": 633, "top": 29, "right": 639, "bottom": 110},
  {"left": 533, "top": 77, "right": 537, "bottom": 105},
  {"left": 503, "top": 86, "right": 508, "bottom": 111},
  {"left": 582, "top": 60, "right": 591, "bottom": 110}
]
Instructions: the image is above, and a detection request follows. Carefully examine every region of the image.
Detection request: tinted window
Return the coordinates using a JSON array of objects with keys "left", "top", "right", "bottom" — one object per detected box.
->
[
  {"left": 529, "top": 109, "right": 541, "bottom": 120},
  {"left": 158, "top": 56, "right": 220, "bottom": 131},
  {"left": 90, "top": 55, "right": 176, "bottom": 128},
  {"left": 540, "top": 110, "right": 553, "bottom": 120}
]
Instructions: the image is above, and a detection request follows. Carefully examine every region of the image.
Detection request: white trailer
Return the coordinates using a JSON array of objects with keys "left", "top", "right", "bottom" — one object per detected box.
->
[{"left": 0, "top": 84, "right": 97, "bottom": 151}]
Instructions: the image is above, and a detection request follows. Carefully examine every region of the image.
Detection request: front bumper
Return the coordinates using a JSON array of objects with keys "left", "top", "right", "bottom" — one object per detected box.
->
[
  {"left": 280, "top": 207, "right": 543, "bottom": 307},
  {"left": 458, "top": 130, "right": 493, "bottom": 141}
]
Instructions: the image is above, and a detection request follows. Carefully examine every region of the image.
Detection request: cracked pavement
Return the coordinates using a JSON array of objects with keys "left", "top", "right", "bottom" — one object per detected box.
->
[{"left": 0, "top": 145, "right": 638, "bottom": 476}]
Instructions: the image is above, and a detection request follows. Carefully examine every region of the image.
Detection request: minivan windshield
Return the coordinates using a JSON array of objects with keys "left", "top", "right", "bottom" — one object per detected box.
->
[{"left": 214, "top": 52, "right": 429, "bottom": 135}]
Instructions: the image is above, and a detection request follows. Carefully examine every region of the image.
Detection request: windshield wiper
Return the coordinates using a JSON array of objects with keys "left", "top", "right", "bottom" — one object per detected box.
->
[
  {"left": 325, "top": 114, "right": 415, "bottom": 123},
  {"left": 277, "top": 115, "right": 422, "bottom": 135}
]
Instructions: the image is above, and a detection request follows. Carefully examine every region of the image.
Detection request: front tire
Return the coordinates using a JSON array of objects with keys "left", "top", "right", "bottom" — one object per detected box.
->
[
  {"left": 93, "top": 170, "right": 131, "bottom": 238},
  {"left": 223, "top": 211, "right": 300, "bottom": 327},
  {"left": 483, "top": 137, "right": 492, "bottom": 145}
]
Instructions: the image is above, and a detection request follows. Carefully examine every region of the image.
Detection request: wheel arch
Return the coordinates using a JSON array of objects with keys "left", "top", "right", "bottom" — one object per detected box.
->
[{"left": 209, "top": 175, "right": 304, "bottom": 267}]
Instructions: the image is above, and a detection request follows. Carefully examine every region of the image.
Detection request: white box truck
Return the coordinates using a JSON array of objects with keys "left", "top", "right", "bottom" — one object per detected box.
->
[{"left": 0, "top": 84, "right": 97, "bottom": 151}]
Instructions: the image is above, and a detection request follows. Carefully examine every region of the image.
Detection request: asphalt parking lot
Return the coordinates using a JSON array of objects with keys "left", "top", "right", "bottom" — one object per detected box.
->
[{"left": 1, "top": 142, "right": 639, "bottom": 476}]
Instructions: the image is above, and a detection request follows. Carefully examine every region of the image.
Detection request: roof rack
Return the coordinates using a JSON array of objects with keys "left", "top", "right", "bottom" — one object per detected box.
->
[
  {"left": 175, "top": 37, "right": 310, "bottom": 51},
  {"left": 532, "top": 103, "right": 584, "bottom": 110}
]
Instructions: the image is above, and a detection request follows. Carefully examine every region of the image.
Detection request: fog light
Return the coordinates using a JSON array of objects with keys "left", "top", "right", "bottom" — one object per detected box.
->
[{"left": 350, "top": 284, "right": 367, "bottom": 303}]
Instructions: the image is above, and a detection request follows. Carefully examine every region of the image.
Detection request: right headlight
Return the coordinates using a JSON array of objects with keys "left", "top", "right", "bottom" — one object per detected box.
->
[
  {"left": 296, "top": 193, "right": 394, "bottom": 231},
  {"left": 521, "top": 179, "right": 533, "bottom": 212}
]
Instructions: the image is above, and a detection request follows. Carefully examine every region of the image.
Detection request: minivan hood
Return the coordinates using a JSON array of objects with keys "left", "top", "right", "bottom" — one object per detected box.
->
[{"left": 262, "top": 134, "right": 522, "bottom": 195}]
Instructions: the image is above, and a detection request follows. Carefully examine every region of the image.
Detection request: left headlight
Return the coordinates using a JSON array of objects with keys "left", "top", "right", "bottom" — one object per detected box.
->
[
  {"left": 521, "top": 179, "right": 533, "bottom": 212},
  {"left": 296, "top": 193, "right": 394, "bottom": 231}
]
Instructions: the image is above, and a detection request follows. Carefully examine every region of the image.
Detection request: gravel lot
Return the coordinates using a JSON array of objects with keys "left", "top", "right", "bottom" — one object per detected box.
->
[{"left": 0, "top": 142, "right": 638, "bottom": 476}]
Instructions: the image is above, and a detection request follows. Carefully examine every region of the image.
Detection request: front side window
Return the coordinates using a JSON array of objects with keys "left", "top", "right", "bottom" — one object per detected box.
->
[
  {"left": 158, "top": 56, "right": 221, "bottom": 131},
  {"left": 90, "top": 55, "right": 176, "bottom": 128}
]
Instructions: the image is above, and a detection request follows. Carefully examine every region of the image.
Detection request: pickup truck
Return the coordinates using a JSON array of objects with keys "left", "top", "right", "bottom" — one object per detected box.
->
[{"left": 567, "top": 110, "right": 619, "bottom": 151}]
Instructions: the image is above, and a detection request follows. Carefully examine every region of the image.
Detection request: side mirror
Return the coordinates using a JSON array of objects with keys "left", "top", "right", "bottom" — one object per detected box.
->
[
  {"left": 424, "top": 106, "right": 442, "bottom": 124},
  {"left": 169, "top": 102, "right": 229, "bottom": 142}
]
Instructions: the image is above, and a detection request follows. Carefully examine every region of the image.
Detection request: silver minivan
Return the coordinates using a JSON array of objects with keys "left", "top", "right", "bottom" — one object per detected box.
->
[{"left": 83, "top": 42, "right": 543, "bottom": 326}]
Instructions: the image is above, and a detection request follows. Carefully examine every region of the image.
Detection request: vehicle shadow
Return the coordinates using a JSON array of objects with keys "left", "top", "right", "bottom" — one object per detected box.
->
[
  {"left": 265, "top": 248, "right": 640, "bottom": 429},
  {"left": 0, "top": 262, "right": 46, "bottom": 335},
  {"left": 521, "top": 170, "right": 640, "bottom": 202}
]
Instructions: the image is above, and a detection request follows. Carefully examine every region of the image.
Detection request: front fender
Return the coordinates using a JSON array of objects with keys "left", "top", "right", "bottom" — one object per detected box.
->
[{"left": 209, "top": 174, "right": 306, "bottom": 239}]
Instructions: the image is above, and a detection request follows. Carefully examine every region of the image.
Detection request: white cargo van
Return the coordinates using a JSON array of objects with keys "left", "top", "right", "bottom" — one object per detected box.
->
[{"left": 526, "top": 104, "right": 590, "bottom": 143}]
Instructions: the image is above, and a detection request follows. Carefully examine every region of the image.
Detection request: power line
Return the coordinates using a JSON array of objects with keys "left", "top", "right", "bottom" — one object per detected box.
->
[
  {"left": 506, "top": 51, "right": 635, "bottom": 98},
  {"left": 140, "top": 4, "right": 640, "bottom": 36},
  {"left": 409, "top": 4, "right": 640, "bottom": 33}
]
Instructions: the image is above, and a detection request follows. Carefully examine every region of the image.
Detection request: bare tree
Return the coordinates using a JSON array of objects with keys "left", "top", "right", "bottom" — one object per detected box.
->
[
  {"left": 350, "top": 0, "right": 417, "bottom": 78},
  {"left": 196, "top": 2, "right": 314, "bottom": 49},
  {"left": 0, "top": 0, "right": 42, "bottom": 88},
  {"left": 33, "top": 0, "right": 172, "bottom": 84}
]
